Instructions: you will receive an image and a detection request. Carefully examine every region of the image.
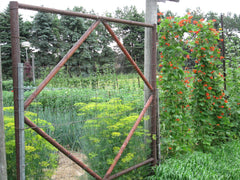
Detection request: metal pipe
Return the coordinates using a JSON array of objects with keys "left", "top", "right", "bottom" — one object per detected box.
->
[
  {"left": 24, "top": 20, "right": 100, "bottom": 109},
  {"left": 151, "top": 24, "right": 157, "bottom": 165},
  {"left": 31, "top": 54, "right": 35, "bottom": 85},
  {"left": 18, "top": 63, "right": 25, "bottom": 180},
  {"left": 24, "top": 116, "right": 102, "bottom": 180},
  {"left": 156, "top": 89, "right": 161, "bottom": 163},
  {"left": 0, "top": 44, "right": 8, "bottom": 180},
  {"left": 18, "top": 3, "right": 153, "bottom": 28},
  {"left": 10, "top": 1, "right": 21, "bottom": 179},
  {"left": 102, "top": 21, "right": 153, "bottom": 91},
  {"left": 221, "top": 14, "right": 226, "bottom": 91},
  {"left": 103, "top": 95, "right": 153, "bottom": 179},
  {"left": 108, "top": 158, "right": 154, "bottom": 180}
]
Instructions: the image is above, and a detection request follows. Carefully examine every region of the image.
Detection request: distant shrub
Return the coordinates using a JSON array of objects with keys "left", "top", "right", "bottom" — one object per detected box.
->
[{"left": 2, "top": 80, "right": 13, "bottom": 91}]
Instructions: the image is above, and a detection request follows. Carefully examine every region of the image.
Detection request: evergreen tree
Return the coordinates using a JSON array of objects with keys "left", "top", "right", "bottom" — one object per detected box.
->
[
  {"left": 31, "top": 12, "right": 58, "bottom": 68},
  {"left": 0, "top": 8, "right": 11, "bottom": 79},
  {"left": 114, "top": 6, "right": 145, "bottom": 73},
  {"left": 0, "top": 6, "right": 31, "bottom": 79},
  {"left": 60, "top": 7, "right": 116, "bottom": 76}
]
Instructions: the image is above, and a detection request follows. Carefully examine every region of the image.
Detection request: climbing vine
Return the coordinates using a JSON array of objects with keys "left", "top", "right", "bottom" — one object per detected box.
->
[{"left": 157, "top": 13, "right": 234, "bottom": 158}]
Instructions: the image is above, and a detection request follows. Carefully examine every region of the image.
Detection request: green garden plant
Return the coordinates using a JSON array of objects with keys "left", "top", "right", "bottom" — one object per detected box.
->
[
  {"left": 75, "top": 98, "right": 151, "bottom": 179},
  {"left": 157, "top": 12, "right": 237, "bottom": 157},
  {"left": 224, "top": 35, "right": 240, "bottom": 137},
  {"left": 3, "top": 107, "right": 58, "bottom": 179},
  {"left": 147, "top": 140, "right": 240, "bottom": 180}
]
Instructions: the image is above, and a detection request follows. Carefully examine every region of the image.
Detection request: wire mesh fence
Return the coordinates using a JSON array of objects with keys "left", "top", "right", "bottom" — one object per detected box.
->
[
  {"left": 22, "top": 65, "right": 152, "bottom": 179},
  {"left": 3, "top": 66, "right": 154, "bottom": 179},
  {"left": 5, "top": 3, "right": 158, "bottom": 179}
]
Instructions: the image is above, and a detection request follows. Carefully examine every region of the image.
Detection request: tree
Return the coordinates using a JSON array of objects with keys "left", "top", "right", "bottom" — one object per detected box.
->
[
  {"left": 0, "top": 6, "right": 31, "bottom": 79},
  {"left": 59, "top": 7, "right": 116, "bottom": 76},
  {"left": 31, "top": 12, "right": 59, "bottom": 68},
  {"left": 114, "top": 6, "right": 145, "bottom": 73},
  {"left": 0, "top": 8, "right": 12, "bottom": 79},
  {"left": 59, "top": 7, "right": 90, "bottom": 76}
]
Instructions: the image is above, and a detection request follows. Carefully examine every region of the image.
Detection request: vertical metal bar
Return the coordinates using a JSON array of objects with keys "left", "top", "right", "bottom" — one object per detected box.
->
[
  {"left": 102, "top": 21, "right": 153, "bottom": 91},
  {"left": 0, "top": 45, "right": 8, "bottom": 180},
  {"left": 10, "top": 2, "right": 21, "bottom": 179},
  {"left": 151, "top": 24, "right": 157, "bottom": 165},
  {"left": 24, "top": 20, "right": 100, "bottom": 109},
  {"left": 18, "top": 63, "right": 25, "bottom": 180},
  {"left": 31, "top": 54, "right": 35, "bottom": 85},
  {"left": 221, "top": 14, "right": 226, "bottom": 91},
  {"left": 103, "top": 95, "right": 153, "bottom": 179},
  {"left": 156, "top": 89, "right": 161, "bottom": 163}
]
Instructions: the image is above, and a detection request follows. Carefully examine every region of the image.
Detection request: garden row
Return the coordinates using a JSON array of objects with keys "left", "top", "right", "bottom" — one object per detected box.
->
[{"left": 3, "top": 73, "right": 152, "bottom": 179}]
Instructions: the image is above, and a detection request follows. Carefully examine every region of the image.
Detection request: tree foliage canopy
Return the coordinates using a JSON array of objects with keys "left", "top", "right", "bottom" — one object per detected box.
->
[{"left": 0, "top": 5, "right": 240, "bottom": 79}]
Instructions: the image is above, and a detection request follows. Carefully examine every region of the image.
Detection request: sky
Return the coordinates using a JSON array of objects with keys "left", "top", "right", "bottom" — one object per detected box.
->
[{"left": 0, "top": 0, "right": 240, "bottom": 21}]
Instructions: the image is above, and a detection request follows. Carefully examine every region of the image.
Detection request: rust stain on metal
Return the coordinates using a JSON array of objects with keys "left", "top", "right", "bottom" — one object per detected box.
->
[
  {"left": 18, "top": 3, "right": 153, "bottom": 28},
  {"left": 108, "top": 158, "right": 154, "bottom": 180},
  {"left": 151, "top": 24, "right": 158, "bottom": 165},
  {"left": 10, "top": 1, "right": 21, "bottom": 179}
]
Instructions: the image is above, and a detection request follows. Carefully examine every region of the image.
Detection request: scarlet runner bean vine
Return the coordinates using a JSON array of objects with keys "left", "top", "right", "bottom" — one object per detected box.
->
[{"left": 157, "top": 13, "right": 234, "bottom": 157}]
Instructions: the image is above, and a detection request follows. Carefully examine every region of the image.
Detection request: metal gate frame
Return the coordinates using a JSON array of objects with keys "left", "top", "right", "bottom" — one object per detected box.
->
[{"left": 10, "top": 1, "right": 158, "bottom": 179}]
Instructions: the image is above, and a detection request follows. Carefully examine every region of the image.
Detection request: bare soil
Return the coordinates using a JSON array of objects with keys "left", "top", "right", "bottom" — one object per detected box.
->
[{"left": 51, "top": 151, "right": 88, "bottom": 180}]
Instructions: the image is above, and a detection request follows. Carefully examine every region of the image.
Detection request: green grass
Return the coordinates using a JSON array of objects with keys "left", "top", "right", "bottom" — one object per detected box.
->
[{"left": 147, "top": 140, "right": 240, "bottom": 180}]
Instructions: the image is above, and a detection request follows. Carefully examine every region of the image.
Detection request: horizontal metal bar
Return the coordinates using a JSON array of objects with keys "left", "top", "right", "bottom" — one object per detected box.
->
[
  {"left": 18, "top": 3, "right": 154, "bottom": 28},
  {"left": 24, "top": 116, "right": 102, "bottom": 180},
  {"left": 108, "top": 158, "right": 154, "bottom": 180}
]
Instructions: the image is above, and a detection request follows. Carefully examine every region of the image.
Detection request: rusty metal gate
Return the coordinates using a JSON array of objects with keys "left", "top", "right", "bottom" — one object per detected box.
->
[{"left": 10, "top": 1, "right": 158, "bottom": 179}]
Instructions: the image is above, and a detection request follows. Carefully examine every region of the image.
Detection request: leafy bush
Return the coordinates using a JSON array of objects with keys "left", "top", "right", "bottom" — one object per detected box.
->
[
  {"left": 147, "top": 140, "right": 240, "bottom": 180},
  {"left": 3, "top": 107, "right": 58, "bottom": 179},
  {"left": 2, "top": 80, "right": 13, "bottom": 91},
  {"left": 2, "top": 91, "right": 14, "bottom": 106},
  {"left": 75, "top": 98, "right": 151, "bottom": 179}
]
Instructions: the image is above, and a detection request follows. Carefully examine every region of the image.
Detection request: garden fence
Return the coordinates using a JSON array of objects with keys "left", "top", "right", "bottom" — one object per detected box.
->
[{"left": 9, "top": 2, "right": 158, "bottom": 179}]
